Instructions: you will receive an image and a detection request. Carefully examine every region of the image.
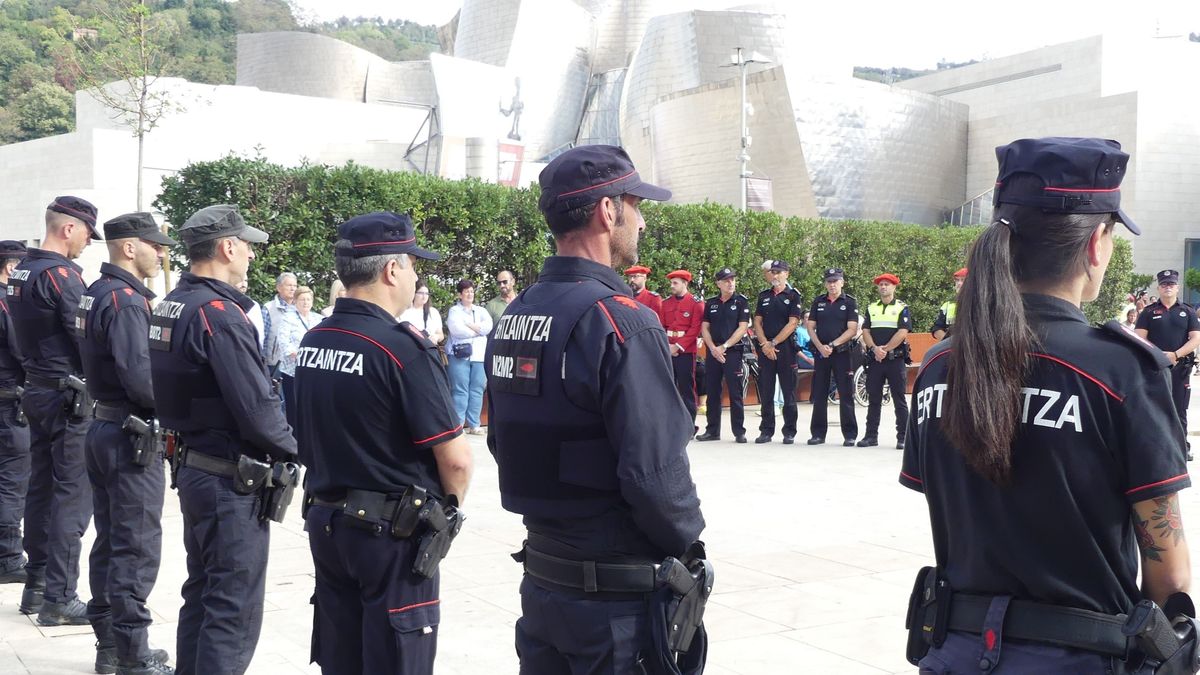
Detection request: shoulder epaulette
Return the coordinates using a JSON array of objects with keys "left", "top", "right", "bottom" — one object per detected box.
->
[{"left": 1100, "top": 320, "right": 1170, "bottom": 370}]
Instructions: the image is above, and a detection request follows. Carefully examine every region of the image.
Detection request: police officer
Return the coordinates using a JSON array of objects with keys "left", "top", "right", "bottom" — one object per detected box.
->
[
  {"left": 806, "top": 267, "right": 859, "bottom": 446},
  {"left": 752, "top": 260, "right": 803, "bottom": 444},
  {"left": 8, "top": 196, "right": 100, "bottom": 623},
  {"left": 696, "top": 267, "right": 751, "bottom": 443},
  {"left": 931, "top": 268, "right": 967, "bottom": 340},
  {"left": 0, "top": 241, "right": 30, "bottom": 586},
  {"left": 859, "top": 273, "right": 911, "bottom": 449},
  {"left": 661, "top": 269, "right": 703, "bottom": 426},
  {"left": 1136, "top": 269, "right": 1200, "bottom": 462},
  {"left": 486, "top": 144, "right": 708, "bottom": 673},
  {"left": 77, "top": 214, "right": 176, "bottom": 674},
  {"left": 148, "top": 204, "right": 297, "bottom": 675},
  {"left": 623, "top": 265, "right": 663, "bottom": 315},
  {"left": 902, "top": 137, "right": 1193, "bottom": 672},
  {"left": 294, "top": 212, "right": 474, "bottom": 674}
]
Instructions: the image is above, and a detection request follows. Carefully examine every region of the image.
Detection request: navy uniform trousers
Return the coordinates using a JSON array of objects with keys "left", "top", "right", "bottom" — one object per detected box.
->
[
  {"left": 516, "top": 576, "right": 653, "bottom": 675},
  {"left": 703, "top": 349, "right": 745, "bottom": 438},
  {"left": 1171, "top": 363, "right": 1191, "bottom": 454},
  {"left": 85, "top": 420, "right": 164, "bottom": 664},
  {"left": 0, "top": 399, "right": 30, "bottom": 573},
  {"left": 810, "top": 350, "right": 858, "bottom": 441},
  {"left": 757, "top": 343, "right": 798, "bottom": 439},
  {"left": 22, "top": 386, "right": 92, "bottom": 603},
  {"left": 175, "top": 465, "right": 268, "bottom": 675},
  {"left": 864, "top": 357, "right": 909, "bottom": 441},
  {"left": 305, "top": 506, "right": 440, "bottom": 675}
]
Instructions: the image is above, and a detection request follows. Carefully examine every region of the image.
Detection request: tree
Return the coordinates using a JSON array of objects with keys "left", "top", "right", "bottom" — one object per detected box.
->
[
  {"left": 63, "top": 0, "right": 181, "bottom": 211},
  {"left": 10, "top": 80, "right": 72, "bottom": 139}
]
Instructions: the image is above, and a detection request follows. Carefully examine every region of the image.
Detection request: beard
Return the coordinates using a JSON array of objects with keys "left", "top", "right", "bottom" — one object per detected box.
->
[{"left": 608, "top": 201, "right": 637, "bottom": 269}]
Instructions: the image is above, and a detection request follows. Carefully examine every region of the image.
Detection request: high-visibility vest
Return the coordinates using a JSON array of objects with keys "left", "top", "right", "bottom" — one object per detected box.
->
[
  {"left": 940, "top": 300, "right": 956, "bottom": 326},
  {"left": 868, "top": 299, "right": 907, "bottom": 329}
]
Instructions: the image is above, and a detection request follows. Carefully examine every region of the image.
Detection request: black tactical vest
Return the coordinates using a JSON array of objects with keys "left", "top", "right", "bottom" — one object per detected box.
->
[
  {"left": 486, "top": 281, "right": 624, "bottom": 519},
  {"left": 7, "top": 255, "right": 81, "bottom": 374},
  {"left": 148, "top": 284, "right": 237, "bottom": 433},
  {"left": 76, "top": 275, "right": 142, "bottom": 405},
  {"left": 0, "top": 298, "right": 21, "bottom": 387}
]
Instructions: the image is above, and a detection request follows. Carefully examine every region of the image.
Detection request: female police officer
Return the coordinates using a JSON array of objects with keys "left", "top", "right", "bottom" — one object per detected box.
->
[{"left": 901, "top": 137, "right": 1193, "bottom": 673}]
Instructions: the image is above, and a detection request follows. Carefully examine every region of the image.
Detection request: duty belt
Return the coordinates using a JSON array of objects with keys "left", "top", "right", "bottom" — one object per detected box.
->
[
  {"left": 94, "top": 401, "right": 136, "bottom": 424},
  {"left": 520, "top": 543, "right": 658, "bottom": 593},
  {"left": 948, "top": 593, "right": 1128, "bottom": 657},
  {"left": 306, "top": 493, "right": 403, "bottom": 523},
  {"left": 0, "top": 386, "right": 21, "bottom": 400},
  {"left": 24, "top": 373, "right": 70, "bottom": 390},
  {"left": 179, "top": 448, "right": 238, "bottom": 479}
]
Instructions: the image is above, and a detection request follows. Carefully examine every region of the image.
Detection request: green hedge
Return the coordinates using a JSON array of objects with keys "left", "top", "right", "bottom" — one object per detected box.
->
[{"left": 154, "top": 154, "right": 1133, "bottom": 327}]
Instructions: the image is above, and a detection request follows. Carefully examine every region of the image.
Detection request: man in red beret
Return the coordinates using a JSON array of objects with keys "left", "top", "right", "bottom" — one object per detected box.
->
[
  {"left": 860, "top": 273, "right": 912, "bottom": 449},
  {"left": 624, "top": 265, "right": 662, "bottom": 316},
  {"left": 931, "top": 268, "right": 967, "bottom": 340},
  {"left": 661, "top": 270, "right": 703, "bottom": 428}
]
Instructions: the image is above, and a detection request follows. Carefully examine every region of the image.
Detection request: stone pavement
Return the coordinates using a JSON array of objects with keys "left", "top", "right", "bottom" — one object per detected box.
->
[{"left": 0, "top": 396, "right": 1197, "bottom": 674}]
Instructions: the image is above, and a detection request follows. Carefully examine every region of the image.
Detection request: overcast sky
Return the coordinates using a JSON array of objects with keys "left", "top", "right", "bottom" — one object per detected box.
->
[{"left": 289, "top": 0, "right": 1200, "bottom": 69}]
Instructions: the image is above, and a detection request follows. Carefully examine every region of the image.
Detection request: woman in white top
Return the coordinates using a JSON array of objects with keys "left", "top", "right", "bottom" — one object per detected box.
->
[
  {"left": 446, "top": 279, "right": 492, "bottom": 434},
  {"left": 398, "top": 281, "right": 444, "bottom": 344},
  {"left": 321, "top": 279, "right": 345, "bottom": 318},
  {"left": 279, "top": 285, "right": 319, "bottom": 426}
]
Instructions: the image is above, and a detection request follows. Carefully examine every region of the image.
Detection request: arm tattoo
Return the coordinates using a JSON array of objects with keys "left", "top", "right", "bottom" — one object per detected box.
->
[
  {"left": 1152, "top": 496, "right": 1186, "bottom": 546},
  {"left": 1136, "top": 515, "right": 1166, "bottom": 562}
]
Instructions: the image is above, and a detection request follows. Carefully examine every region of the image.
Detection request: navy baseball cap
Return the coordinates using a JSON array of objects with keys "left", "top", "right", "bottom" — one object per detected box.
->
[
  {"left": 715, "top": 267, "right": 736, "bottom": 281},
  {"left": 335, "top": 211, "right": 439, "bottom": 260},
  {"left": 1157, "top": 269, "right": 1180, "bottom": 285},
  {"left": 768, "top": 260, "right": 790, "bottom": 272},
  {"left": 538, "top": 145, "right": 671, "bottom": 215},
  {"left": 47, "top": 196, "right": 101, "bottom": 240},
  {"left": 0, "top": 240, "right": 27, "bottom": 258},
  {"left": 824, "top": 267, "right": 844, "bottom": 281},
  {"left": 103, "top": 212, "right": 177, "bottom": 246},
  {"left": 179, "top": 205, "right": 268, "bottom": 245},
  {"left": 993, "top": 137, "right": 1139, "bottom": 235}
]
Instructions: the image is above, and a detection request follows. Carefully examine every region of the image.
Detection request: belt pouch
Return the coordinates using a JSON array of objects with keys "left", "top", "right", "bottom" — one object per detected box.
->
[
  {"left": 390, "top": 485, "right": 427, "bottom": 539},
  {"left": 233, "top": 455, "right": 271, "bottom": 495}
]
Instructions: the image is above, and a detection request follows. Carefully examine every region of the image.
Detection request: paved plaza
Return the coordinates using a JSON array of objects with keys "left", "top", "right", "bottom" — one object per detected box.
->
[{"left": 1, "top": 396, "right": 1198, "bottom": 674}]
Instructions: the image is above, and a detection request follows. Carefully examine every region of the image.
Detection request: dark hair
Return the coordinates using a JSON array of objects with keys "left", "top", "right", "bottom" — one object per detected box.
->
[
  {"left": 335, "top": 242, "right": 405, "bottom": 288},
  {"left": 943, "top": 174, "right": 1116, "bottom": 485},
  {"left": 185, "top": 236, "right": 226, "bottom": 263},
  {"left": 544, "top": 195, "right": 623, "bottom": 237},
  {"left": 416, "top": 278, "right": 431, "bottom": 326},
  {"left": 0, "top": 256, "right": 19, "bottom": 270},
  {"left": 456, "top": 279, "right": 475, "bottom": 293}
]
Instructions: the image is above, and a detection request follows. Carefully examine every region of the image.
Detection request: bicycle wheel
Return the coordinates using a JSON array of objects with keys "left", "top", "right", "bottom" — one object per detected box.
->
[{"left": 854, "top": 366, "right": 870, "bottom": 407}]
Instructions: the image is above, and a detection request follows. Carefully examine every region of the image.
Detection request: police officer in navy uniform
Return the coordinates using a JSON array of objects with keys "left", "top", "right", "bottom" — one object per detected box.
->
[
  {"left": 859, "top": 273, "right": 911, "bottom": 450},
  {"left": 486, "top": 145, "right": 707, "bottom": 673},
  {"left": 148, "top": 204, "right": 297, "bottom": 675},
  {"left": 8, "top": 196, "right": 100, "bottom": 623},
  {"left": 697, "top": 267, "right": 751, "bottom": 443},
  {"left": 902, "top": 138, "right": 1194, "bottom": 672},
  {"left": 0, "top": 241, "right": 30, "bottom": 586},
  {"left": 77, "top": 213, "right": 176, "bottom": 674},
  {"left": 294, "top": 212, "right": 474, "bottom": 674},
  {"left": 1135, "top": 269, "right": 1200, "bottom": 462},
  {"left": 806, "top": 268, "right": 859, "bottom": 446},
  {"left": 752, "top": 260, "right": 804, "bottom": 444}
]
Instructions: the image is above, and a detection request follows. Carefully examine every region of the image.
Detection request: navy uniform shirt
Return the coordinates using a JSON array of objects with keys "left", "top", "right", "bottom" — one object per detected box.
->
[
  {"left": 808, "top": 292, "right": 859, "bottom": 344},
  {"left": 149, "top": 272, "right": 295, "bottom": 462},
  {"left": 0, "top": 291, "right": 23, "bottom": 388},
  {"left": 901, "top": 294, "right": 1189, "bottom": 615},
  {"left": 754, "top": 286, "right": 803, "bottom": 344},
  {"left": 7, "top": 249, "right": 86, "bottom": 379},
  {"left": 294, "top": 297, "right": 461, "bottom": 500},
  {"left": 862, "top": 299, "right": 912, "bottom": 346},
  {"left": 76, "top": 263, "right": 155, "bottom": 410},
  {"left": 1135, "top": 300, "right": 1200, "bottom": 352},
  {"left": 702, "top": 293, "right": 751, "bottom": 347},
  {"left": 488, "top": 256, "right": 704, "bottom": 560}
]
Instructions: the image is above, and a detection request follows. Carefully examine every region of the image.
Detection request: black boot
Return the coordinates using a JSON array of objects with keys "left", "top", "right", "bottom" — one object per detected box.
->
[
  {"left": 115, "top": 651, "right": 173, "bottom": 675},
  {"left": 19, "top": 572, "right": 44, "bottom": 615},
  {"left": 37, "top": 597, "right": 89, "bottom": 626},
  {"left": 94, "top": 617, "right": 117, "bottom": 674},
  {"left": 0, "top": 556, "right": 26, "bottom": 583}
]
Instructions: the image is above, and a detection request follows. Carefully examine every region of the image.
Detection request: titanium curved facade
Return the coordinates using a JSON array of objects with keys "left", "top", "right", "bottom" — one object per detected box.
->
[{"left": 237, "top": 32, "right": 378, "bottom": 102}]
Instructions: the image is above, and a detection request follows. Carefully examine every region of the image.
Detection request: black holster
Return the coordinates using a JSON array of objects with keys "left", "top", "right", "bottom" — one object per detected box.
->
[
  {"left": 646, "top": 541, "right": 713, "bottom": 675},
  {"left": 260, "top": 461, "right": 300, "bottom": 523},
  {"left": 905, "top": 566, "right": 950, "bottom": 665},
  {"left": 65, "top": 375, "right": 92, "bottom": 421},
  {"left": 121, "top": 414, "right": 164, "bottom": 467},
  {"left": 412, "top": 495, "right": 464, "bottom": 579},
  {"left": 390, "top": 485, "right": 427, "bottom": 539},
  {"left": 1123, "top": 594, "right": 1200, "bottom": 674}
]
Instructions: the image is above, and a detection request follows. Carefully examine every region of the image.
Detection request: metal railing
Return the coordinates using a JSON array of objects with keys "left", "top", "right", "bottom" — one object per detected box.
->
[{"left": 946, "top": 187, "right": 994, "bottom": 226}]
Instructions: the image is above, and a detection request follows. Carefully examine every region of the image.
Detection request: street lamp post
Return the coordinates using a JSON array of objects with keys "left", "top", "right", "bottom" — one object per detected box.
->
[{"left": 724, "top": 47, "right": 771, "bottom": 211}]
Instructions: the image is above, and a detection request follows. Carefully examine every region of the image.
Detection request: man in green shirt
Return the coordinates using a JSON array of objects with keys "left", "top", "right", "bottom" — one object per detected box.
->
[{"left": 484, "top": 270, "right": 517, "bottom": 325}]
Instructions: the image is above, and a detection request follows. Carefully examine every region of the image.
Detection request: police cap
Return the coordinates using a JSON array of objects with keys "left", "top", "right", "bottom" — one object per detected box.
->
[
  {"left": 824, "top": 267, "right": 844, "bottom": 281},
  {"left": 0, "top": 240, "right": 27, "bottom": 258},
  {"left": 715, "top": 267, "right": 736, "bottom": 281},
  {"left": 993, "top": 137, "right": 1139, "bottom": 235},
  {"left": 1157, "top": 269, "right": 1180, "bottom": 286},
  {"left": 48, "top": 196, "right": 101, "bottom": 240},
  {"left": 179, "top": 205, "right": 268, "bottom": 245},
  {"left": 769, "top": 260, "right": 790, "bottom": 272},
  {"left": 103, "top": 212, "right": 177, "bottom": 246},
  {"left": 335, "top": 211, "right": 439, "bottom": 260},
  {"left": 538, "top": 145, "right": 670, "bottom": 215}
]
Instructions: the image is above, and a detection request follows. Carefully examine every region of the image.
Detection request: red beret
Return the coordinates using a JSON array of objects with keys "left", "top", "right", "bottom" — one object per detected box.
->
[
  {"left": 873, "top": 273, "right": 900, "bottom": 286},
  {"left": 666, "top": 269, "right": 692, "bottom": 283},
  {"left": 954, "top": 267, "right": 968, "bottom": 278},
  {"left": 624, "top": 265, "right": 651, "bottom": 275}
]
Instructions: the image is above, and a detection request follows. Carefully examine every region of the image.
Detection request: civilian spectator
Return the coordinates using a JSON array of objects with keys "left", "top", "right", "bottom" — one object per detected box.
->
[
  {"left": 321, "top": 279, "right": 345, "bottom": 318},
  {"left": 399, "top": 280, "right": 445, "bottom": 344},
  {"left": 237, "top": 279, "right": 267, "bottom": 354},
  {"left": 1119, "top": 303, "right": 1138, "bottom": 329},
  {"left": 446, "top": 279, "right": 492, "bottom": 435},
  {"left": 265, "top": 272, "right": 297, "bottom": 376},
  {"left": 484, "top": 270, "right": 518, "bottom": 324},
  {"left": 278, "top": 285, "right": 318, "bottom": 426}
]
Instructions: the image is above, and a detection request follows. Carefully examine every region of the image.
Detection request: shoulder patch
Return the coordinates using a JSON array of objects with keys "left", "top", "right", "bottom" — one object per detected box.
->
[
  {"left": 613, "top": 295, "right": 639, "bottom": 309},
  {"left": 597, "top": 295, "right": 662, "bottom": 342},
  {"left": 399, "top": 320, "right": 436, "bottom": 349},
  {"left": 56, "top": 267, "right": 69, "bottom": 278},
  {"left": 1101, "top": 320, "right": 1170, "bottom": 370}
]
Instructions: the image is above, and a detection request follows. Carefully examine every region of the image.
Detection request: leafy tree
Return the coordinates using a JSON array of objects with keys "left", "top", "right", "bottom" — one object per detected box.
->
[{"left": 10, "top": 80, "right": 72, "bottom": 139}]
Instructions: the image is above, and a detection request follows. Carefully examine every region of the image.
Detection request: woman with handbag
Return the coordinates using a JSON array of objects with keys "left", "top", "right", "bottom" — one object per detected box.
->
[{"left": 446, "top": 279, "right": 492, "bottom": 434}]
